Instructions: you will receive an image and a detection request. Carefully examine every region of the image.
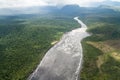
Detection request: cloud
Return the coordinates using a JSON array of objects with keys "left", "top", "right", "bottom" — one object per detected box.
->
[
  {"left": 0, "top": 0, "right": 112, "bottom": 8},
  {"left": 111, "top": 0, "right": 120, "bottom": 1},
  {"left": 0, "top": 0, "right": 48, "bottom": 8}
]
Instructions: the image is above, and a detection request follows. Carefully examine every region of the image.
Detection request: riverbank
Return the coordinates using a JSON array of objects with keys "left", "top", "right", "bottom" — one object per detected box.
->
[{"left": 80, "top": 13, "right": 120, "bottom": 80}]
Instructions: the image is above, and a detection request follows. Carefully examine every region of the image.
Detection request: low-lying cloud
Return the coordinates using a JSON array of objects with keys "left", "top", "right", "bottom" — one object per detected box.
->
[{"left": 0, "top": 0, "right": 119, "bottom": 8}]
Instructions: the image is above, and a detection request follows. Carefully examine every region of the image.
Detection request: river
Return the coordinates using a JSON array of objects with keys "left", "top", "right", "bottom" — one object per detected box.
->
[{"left": 28, "top": 17, "right": 90, "bottom": 80}]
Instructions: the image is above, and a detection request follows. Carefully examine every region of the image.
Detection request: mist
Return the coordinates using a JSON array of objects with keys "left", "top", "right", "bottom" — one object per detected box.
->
[{"left": 0, "top": 0, "right": 117, "bottom": 8}]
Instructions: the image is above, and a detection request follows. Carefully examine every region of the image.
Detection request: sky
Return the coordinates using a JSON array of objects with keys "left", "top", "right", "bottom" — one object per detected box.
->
[{"left": 0, "top": 0, "right": 120, "bottom": 8}]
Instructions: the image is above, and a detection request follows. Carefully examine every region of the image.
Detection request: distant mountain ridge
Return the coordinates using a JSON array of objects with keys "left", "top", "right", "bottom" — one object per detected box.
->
[{"left": 0, "top": 2, "right": 119, "bottom": 16}]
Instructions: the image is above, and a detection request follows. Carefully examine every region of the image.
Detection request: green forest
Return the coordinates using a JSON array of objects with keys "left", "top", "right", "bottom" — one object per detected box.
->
[
  {"left": 0, "top": 16, "right": 79, "bottom": 80},
  {"left": 80, "top": 10, "right": 120, "bottom": 80}
]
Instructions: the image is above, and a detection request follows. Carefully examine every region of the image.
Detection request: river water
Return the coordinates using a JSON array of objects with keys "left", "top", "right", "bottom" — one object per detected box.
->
[{"left": 28, "top": 17, "right": 90, "bottom": 80}]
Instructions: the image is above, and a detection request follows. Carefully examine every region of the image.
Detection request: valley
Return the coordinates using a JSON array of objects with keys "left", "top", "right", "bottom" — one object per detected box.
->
[{"left": 0, "top": 2, "right": 120, "bottom": 80}]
